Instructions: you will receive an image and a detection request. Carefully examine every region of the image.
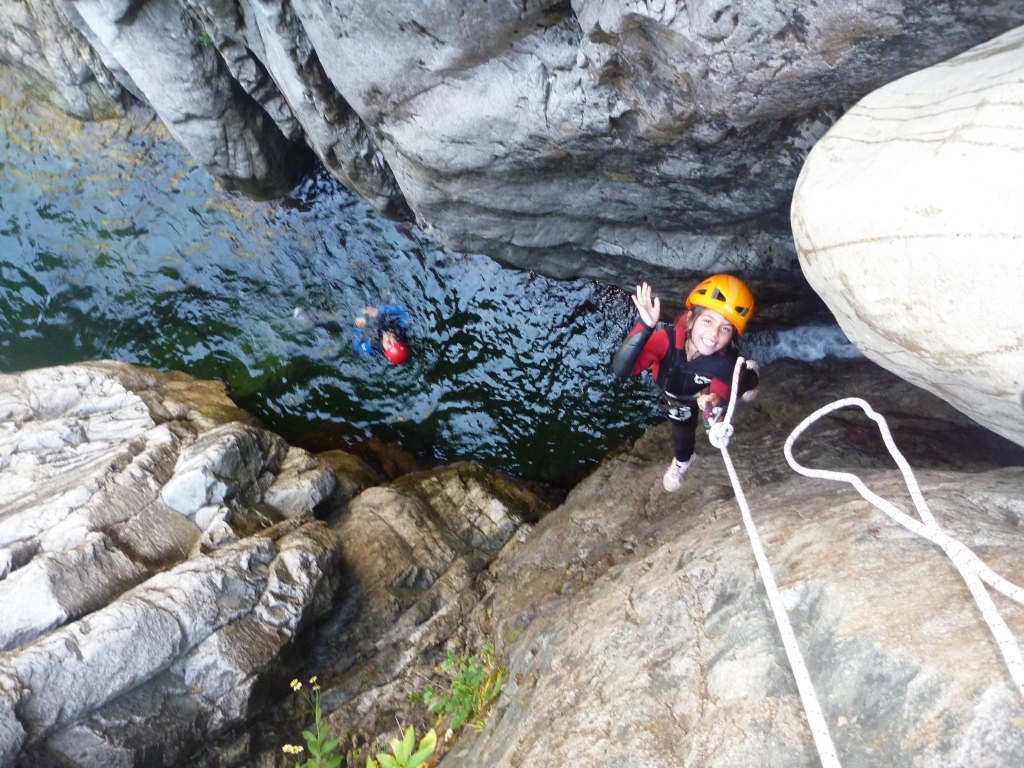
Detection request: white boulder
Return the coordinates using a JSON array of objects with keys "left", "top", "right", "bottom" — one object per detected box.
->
[{"left": 792, "top": 25, "right": 1024, "bottom": 446}]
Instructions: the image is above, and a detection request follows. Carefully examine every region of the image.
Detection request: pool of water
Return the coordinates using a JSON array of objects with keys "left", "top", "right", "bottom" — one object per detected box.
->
[
  {"left": 0, "top": 82, "right": 675, "bottom": 486},
  {"left": 0, "top": 79, "right": 864, "bottom": 487}
]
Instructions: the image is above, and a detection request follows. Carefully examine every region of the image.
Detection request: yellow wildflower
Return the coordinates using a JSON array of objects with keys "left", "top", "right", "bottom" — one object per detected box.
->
[{"left": 290, "top": 679, "right": 302, "bottom": 691}]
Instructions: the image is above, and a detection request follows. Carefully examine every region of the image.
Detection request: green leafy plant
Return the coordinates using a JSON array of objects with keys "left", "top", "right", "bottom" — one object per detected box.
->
[
  {"left": 412, "top": 641, "right": 508, "bottom": 732},
  {"left": 198, "top": 30, "right": 214, "bottom": 46},
  {"left": 283, "top": 677, "right": 342, "bottom": 768},
  {"left": 365, "top": 726, "right": 436, "bottom": 768}
]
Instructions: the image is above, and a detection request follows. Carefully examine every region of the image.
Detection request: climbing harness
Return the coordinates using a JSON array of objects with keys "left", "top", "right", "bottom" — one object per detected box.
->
[
  {"left": 661, "top": 396, "right": 723, "bottom": 426},
  {"left": 707, "top": 359, "right": 1024, "bottom": 768},
  {"left": 663, "top": 402, "right": 693, "bottom": 422}
]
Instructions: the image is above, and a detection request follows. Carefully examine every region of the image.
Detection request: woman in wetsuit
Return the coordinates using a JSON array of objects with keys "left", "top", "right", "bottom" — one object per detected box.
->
[{"left": 612, "top": 274, "right": 760, "bottom": 492}]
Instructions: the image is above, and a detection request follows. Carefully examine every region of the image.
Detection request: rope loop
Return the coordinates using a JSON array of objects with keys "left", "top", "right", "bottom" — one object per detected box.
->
[
  {"left": 784, "top": 397, "right": 1024, "bottom": 699},
  {"left": 704, "top": 361, "right": 1024, "bottom": 768}
]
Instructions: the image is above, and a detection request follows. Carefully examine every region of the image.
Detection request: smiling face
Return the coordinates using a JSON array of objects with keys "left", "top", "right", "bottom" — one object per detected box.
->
[{"left": 686, "top": 307, "right": 735, "bottom": 357}]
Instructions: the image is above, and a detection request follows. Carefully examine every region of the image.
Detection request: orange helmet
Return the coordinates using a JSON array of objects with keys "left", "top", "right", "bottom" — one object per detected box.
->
[{"left": 686, "top": 274, "right": 755, "bottom": 334}]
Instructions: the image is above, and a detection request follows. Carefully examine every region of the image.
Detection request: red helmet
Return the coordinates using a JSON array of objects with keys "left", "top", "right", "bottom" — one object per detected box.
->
[{"left": 384, "top": 341, "right": 409, "bottom": 365}]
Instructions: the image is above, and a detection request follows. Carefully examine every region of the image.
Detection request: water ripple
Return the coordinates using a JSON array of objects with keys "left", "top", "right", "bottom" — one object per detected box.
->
[{"left": 0, "top": 82, "right": 657, "bottom": 485}]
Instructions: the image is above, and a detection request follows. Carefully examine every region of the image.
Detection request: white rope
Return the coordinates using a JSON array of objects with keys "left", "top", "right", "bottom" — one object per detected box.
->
[
  {"left": 707, "top": 368, "right": 1024, "bottom": 766},
  {"left": 784, "top": 397, "right": 1024, "bottom": 700},
  {"left": 707, "top": 357, "right": 843, "bottom": 768}
]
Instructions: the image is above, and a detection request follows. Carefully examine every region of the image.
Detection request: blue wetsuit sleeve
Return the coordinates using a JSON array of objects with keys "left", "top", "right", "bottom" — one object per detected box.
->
[{"left": 377, "top": 305, "right": 410, "bottom": 328}]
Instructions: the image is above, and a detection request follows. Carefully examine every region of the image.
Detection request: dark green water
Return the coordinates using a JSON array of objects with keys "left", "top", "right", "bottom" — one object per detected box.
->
[
  {"left": 0, "top": 88, "right": 667, "bottom": 486},
  {"left": 0, "top": 83, "right": 864, "bottom": 486}
]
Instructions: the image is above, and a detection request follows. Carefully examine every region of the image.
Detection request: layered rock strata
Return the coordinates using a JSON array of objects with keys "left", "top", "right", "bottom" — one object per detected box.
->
[
  {"left": 0, "top": 0, "right": 127, "bottom": 119},
  {"left": 792, "top": 25, "right": 1024, "bottom": 447},
  {"left": 194, "top": 462, "right": 549, "bottom": 764},
  {"left": 311, "top": 465, "right": 549, "bottom": 732},
  {"left": 0, "top": 360, "right": 548, "bottom": 768},
  {"left": 0, "top": 362, "right": 345, "bottom": 767}
]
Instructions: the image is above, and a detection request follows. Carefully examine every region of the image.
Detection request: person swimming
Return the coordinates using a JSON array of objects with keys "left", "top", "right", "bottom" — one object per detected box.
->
[
  {"left": 353, "top": 304, "right": 410, "bottom": 365},
  {"left": 293, "top": 302, "right": 411, "bottom": 365}
]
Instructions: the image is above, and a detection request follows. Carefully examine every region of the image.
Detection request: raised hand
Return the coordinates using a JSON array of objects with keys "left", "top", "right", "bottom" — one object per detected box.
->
[{"left": 631, "top": 282, "right": 661, "bottom": 328}]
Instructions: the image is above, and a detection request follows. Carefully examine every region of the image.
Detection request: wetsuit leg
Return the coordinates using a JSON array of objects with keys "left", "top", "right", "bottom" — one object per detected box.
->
[{"left": 670, "top": 411, "right": 698, "bottom": 462}]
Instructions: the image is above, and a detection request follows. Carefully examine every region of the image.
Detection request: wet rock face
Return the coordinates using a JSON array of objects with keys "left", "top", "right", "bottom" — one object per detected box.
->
[
  {"left": 0, "top": 0, "right": 128, "bottom": 120},
  {"left": 300, "top": 463, "right": 549, "bottom": 733},
  {"left": 185, "top": 460, "right": 549, "bottom": 767},
  {"left": 0, "top": 359, "right": 550, "bottom": 767},
  {"left": 5, "top": 1, "right": 1024, "bottom": 307},
  {"left": 792, "top": 25, "right": 1024, "bottom": 448},
  {"left": 0, "top": 361, "right": 344, "bottom": 767},
  {"left": 71, "top": 0, "right": 311, "bottom": 199},
  {"left": 207, "top": 357, "right": 1024, "bottom": 768}
]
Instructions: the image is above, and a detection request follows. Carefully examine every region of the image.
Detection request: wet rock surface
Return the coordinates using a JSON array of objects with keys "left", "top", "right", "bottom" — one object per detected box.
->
[
  {"left": 201, "top": 357, "right": 1024, "bottom": 768},
  {"left": 0, "top": 360, "right": 552, "bottom": 768},
  {"left": 189, "top": 460, "right": 552, "bottom": 767},
  {"left": 1, "top": 358, "right": 1022, "bottom": 767}
]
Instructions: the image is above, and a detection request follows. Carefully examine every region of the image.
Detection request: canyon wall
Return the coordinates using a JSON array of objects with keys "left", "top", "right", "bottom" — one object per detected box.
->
[{"left": 3, "top": 1, "right": 1024, "bottom": 316}]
